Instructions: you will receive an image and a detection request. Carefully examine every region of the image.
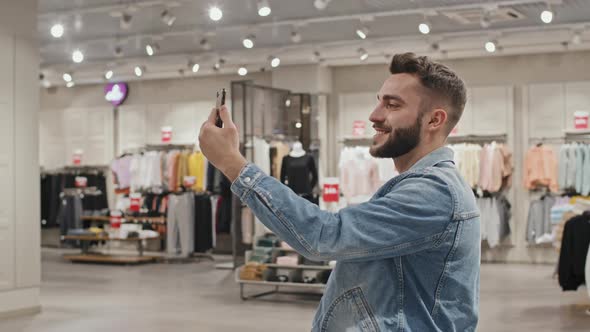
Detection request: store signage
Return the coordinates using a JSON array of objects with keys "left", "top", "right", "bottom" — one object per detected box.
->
[
  {"left": 161, "top": 126, "right": 173, "bottom": 143},
  {"left": 353, "top": 120, "right": 366, "bottom": 137},
  {"left": 129, "top": 193, "right": 142, "bottom": 212},
  {"left": 322, "top": 178, "right": 340, "bottom": 203},
  {"left": 574, "top": 111, "right": 589, "bottom": 130},
  {"left": 183, "top": 176, "right": 196, "bottom": 187},
  {"left": 74, "top": 176, "right": 88, "bottom": 188},
  {"left": 110, "top": 210, "right": 122, "bottom": 229},
  {"left": 104, "top": 83, "right": 129, "bottom": 107},
  {"left": 72, "top": 149, "right": 83, "bottom": 165}
]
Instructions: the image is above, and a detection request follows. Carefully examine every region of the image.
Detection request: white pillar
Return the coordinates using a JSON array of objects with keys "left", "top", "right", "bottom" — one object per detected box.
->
[{"left": 0, "top": 0, "right": 41, "bottom": 316}]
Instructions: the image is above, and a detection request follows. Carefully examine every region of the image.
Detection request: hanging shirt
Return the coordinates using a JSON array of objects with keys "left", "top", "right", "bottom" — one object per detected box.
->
[
  {"left": 575, "top": 144, "right": 585, "bottom": 194},
  {"left": 340, "top": 156, "right": 380, "bottom": 203},
  {"left": 110, "top": 155, "right": 133, "bottom": 189},
  {"left": 280, "top": 154, "right": 318, "bottom": 195},
  {"left": 523, "top": 145, "right": 559, "bottom": 192},
  {"left": 188, "top": 151, "right": 207, "bottom": 192}
]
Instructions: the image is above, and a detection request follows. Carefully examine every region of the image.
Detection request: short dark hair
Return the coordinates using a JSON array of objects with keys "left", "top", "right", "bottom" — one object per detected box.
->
[{"left": 389, "top": 53, "right": 467, "bottom": 134}]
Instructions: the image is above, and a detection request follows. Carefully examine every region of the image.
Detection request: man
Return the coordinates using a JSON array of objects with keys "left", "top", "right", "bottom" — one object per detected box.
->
[{"left": 199, "top": 53, "right": 480, "bottom": 332}]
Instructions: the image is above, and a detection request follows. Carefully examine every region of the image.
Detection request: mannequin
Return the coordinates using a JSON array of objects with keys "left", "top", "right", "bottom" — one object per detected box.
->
[{"left": 289, "top": 141, "right": 306, "bottom": 158}]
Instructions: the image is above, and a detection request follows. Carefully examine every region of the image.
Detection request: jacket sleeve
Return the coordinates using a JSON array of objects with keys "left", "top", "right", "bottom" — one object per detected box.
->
[{"left": 232, "top": 163, "right": 456, "bottom": 262}]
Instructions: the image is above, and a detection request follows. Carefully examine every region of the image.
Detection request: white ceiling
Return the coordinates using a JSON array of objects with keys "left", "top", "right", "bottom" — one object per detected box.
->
[{"left": 38, "top": 0, "right": 590, "bottom": 85}]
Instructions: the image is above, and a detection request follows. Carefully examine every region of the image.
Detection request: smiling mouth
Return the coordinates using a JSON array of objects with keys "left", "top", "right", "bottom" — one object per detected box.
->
[{"left": 374, "top": 127, "right": 390, "bottom": 135}]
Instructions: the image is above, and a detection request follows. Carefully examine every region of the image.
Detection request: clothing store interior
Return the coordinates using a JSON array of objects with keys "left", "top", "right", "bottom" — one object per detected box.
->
[{"left": 2, "top": 0, "right": 590, "bottom": 331}]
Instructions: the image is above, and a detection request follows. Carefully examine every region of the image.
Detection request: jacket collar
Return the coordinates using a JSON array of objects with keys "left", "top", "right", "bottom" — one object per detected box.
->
[{"left": 407, "top": 146, "right": 455, "bottom": 172}]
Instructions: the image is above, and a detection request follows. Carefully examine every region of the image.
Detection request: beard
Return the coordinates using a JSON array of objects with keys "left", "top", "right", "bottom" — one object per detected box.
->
[{"left": 369, "top": 116, "right": 422, "bottom": 159}]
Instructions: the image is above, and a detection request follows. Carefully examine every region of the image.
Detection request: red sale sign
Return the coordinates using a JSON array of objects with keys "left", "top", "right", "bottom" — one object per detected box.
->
[
  {"left": 353, "top": 120, "right": 366, "bottom": 137},
  {"left": 574, "top": 111, "right": 589, "bottom": 130},
  {"left": 74, "top": 176, "right": 87, "bottom": 188},
  {"left": 72, "top": 150, "right": 83, "bottom": 165},
  {"left": 129, "top": 193, "right": 141, "bottom": 212},
  {"left": 161, "top": 126, "right": 173, "bottom": 143},
  {"left": 323, "top": 183, "right": 340, "bottom": 203},
  {"left": 110, "top": 210, "right": 122, "bottom": 229}
]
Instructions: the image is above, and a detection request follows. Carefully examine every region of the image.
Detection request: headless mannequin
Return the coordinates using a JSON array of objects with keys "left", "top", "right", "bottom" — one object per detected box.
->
[{"left": 290, "top": 141, "right": 306, "bottom": 158}]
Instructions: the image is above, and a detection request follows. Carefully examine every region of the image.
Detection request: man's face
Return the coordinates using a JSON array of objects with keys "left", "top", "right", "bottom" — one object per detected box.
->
[{"left": 369, "top": 73, "right": 427, "bottom": 159}]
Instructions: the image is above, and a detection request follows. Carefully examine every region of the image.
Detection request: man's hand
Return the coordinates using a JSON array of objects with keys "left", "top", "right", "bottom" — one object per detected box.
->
[{"left": 199, "top": 106, "right": 248, "bottom": 182}]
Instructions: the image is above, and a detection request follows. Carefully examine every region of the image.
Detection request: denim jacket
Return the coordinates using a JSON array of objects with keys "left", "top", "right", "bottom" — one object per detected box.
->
[{"left": 231, "top": 147, "right": 480, "bottom": 332}]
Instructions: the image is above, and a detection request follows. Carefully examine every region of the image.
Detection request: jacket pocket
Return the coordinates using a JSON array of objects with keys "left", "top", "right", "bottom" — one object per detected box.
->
[{"left": 320, "top": 287, "right": 380, "bottom": 332}]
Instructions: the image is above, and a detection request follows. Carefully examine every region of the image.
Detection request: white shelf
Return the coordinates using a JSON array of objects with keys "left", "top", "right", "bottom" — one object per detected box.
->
[
  {"left": 237, "top": 279, "right": 327, "bottom": 289},
  {"left": 266, "top": 263, "right": 332, "bottom": 271}
]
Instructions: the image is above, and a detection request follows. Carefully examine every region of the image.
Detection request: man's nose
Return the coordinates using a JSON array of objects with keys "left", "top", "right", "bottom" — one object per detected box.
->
[{"left": 369, "top": 105, "right": 384, "bottom": 123}]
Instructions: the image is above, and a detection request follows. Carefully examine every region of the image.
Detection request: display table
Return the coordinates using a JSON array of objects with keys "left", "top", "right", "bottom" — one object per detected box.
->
[{"left": 61, "top": 234, "right": 160, "bottom": 264}]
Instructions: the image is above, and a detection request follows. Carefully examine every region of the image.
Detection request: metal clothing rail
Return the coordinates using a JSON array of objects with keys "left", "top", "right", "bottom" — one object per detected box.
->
[{"left": 446, "top": 134, "right": 508, "bottom": 144}]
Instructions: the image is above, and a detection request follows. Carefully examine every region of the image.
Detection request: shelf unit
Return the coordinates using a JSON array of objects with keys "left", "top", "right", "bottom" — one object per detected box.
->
[
  {"left": 61, "top": 234, "right": 160, "bottom": 264},
  {"left": 81, "top": 216, "right": 166, "bottom": 224},
  {"left": 265, "top": 263, "right": 332, "bottom": 271},
  {"left": 235, "top": 268, "right": 327, "bottom": 301}
]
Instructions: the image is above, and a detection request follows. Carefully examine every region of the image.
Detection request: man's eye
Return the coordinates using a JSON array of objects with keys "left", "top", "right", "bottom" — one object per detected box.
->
[{"left": 386, "top": 104, "right": 399, "bottom": 109}]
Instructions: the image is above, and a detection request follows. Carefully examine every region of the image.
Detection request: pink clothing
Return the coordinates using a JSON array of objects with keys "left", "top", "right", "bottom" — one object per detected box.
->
[
  {"left": 523, "top": 145, "right": 558, "bottom": 192},
  {"left": 478, "top": 143, "right": 511, "bottom": 193},
  {"left": 111, "top": 155, "right": 133, "bottom": 189},
  {"left": 340, "top": 157, "right": 380, "bottom": 202}
]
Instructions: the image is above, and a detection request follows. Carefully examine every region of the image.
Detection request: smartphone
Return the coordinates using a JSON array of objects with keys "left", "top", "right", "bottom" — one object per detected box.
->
[{"left": 215, "top": 88, "right": 226, "bottom": 128}]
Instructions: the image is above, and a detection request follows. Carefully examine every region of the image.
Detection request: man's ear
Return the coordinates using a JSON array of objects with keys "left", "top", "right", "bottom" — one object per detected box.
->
[{"left": 427, "top": 109, "right": 448, "bottom": 130}]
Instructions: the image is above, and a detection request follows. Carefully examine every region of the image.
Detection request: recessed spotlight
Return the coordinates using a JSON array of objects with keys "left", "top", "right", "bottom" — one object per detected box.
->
[
  {"left": 238, "top": 67, "right": 248, "bottom": 76},
  {"left": 190, "top": 62, "right": 200, "bottom": 73},
  {"left": 66, "top": 81, "right": 75, "bottom": 88},
  {"left": 209, "top": 6, "right": 223, "bottom": 21},
  {"left": 257, "top": 0, "right": 271, "bottom": 17},
  {"left": 146, "top": 44, "right": 154, "bottom": 56},
  {"left": 134, "top": 66, "right": 144, "bottom": 77},
  {"left": 105, "top": 70, "right": 113, "bottom": 80},
  {"left": 485, "top": 40, "right": 497, "bottom": 53},
  {"left": 50, "top": 23, "right": 64, "bottom": 38},
  {"left": 291, "top": 30, "right": 302, "bottom": 43},
  {"left": 356, "top": 26, "right": 369, "bottom": 39},
  {"left": 72, "top": 49, "right": 84, "bottom": 63},
  {"left": 572, "top": 31, "right": 582, "bottom": 45},
  {"left": 270, "top": 56, "right": 281, "bottom": 68},
  {"left": 541, "top": 9, "right": 553, "bottom": 24},
  {"left": 120, "top": 12, "right": 133, "bottom": 29},
  {"left": 358, "top": 48, "right": 369, "bottom": 61},
  {"left": 242, "top": 35, "right": 255, "bottom": 49},
  {"left": 295, "top": 121, "right": 302, "bottom": 128},
  {"left": 160, "top": 9, "right": 177, "bottom": 26},
  {"left": 314, "top": 0, "right": 331, "bottom": 10},
  {"left": 200, "top": 38, "right": 211, "bottom": 51},
  {"left": 418, "top": 22, "right": 430, "bottom": 35},
  {"left": 63, "top": 73, "right": 72, "bottom": 82}
]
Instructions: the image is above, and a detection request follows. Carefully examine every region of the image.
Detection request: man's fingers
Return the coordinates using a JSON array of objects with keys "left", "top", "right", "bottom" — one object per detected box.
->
[
  {"left": 218, "top": 106, "right": 236, "bottom": 129},
  {"left": 207, "top": 107, "right": 218, "bottom": 123}
]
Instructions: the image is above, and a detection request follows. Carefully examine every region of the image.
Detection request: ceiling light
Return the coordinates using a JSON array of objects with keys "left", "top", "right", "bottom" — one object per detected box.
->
[
  {"left": 356, "top": 26, "right": 369, "bottom": 39},
  {"left": 134, "top": 66, "right": 144, "bottom": 77},
  {"left": 62, "top": 73, "right": 72, "bottom": 82},
  {"left": 66, "top": 81, "right": 75, "bottom": 88},
  {"left": 214, "top": 58, "right": 225, "bottom": 70},
  {"left": 312, "top": 51, "right": 321, "bottom": 62},
  {"left": 290, "top": 30, "right": 302, "bottom": 43},
  {"left": 120, "top": 12, "right": 132, "bottom": 29},
  {"left": 358, "top": 48, "right": 369, "bottom": 61},
  {"left": 314, "top": 0, "right": 331, "bottom": 10},
  {"left": 270, "top": 56, "right": 281, "bottom": 68},
  {"left": 42, "top": 80, "right": 51, "bottom": 88},
  {"left": 146, "top": 44, "right": 154, "bottom": 56},
  {"left": 242, "top": 35, "right": 255, "bottom": 49},
  {"left": 200, "top": 38, "right": 211, "bottom": 51},
  {"left": 189, "top": 61, "right": 200, "bottom": 73},
  {"left": 572, "top": 31, "right": 582, "bottom": 45},
  {"left": 295, "top": 122, "right": 302, "bottom": 129},
  {"left": 257, "top": 0, "right": 271, "bottom": 17},
  {"left": 238, "top": 67, "right": 248, "bottom": 76},
  {"left": 209, "top": 6, "right": 223, "bottom": 21},
  {"left": 160, "top": 9, "right": 176, "bottom": 26},
  {"left": 72, "top": 49, "right": 84, "bottom": 63},
  {"left": 285, "top": 99, "right": 291, "bottom": 107},
  {"left": 50, "top": 23, "right": 64, "bottom": 38},
  {"left": 418, "top": 22, "right": 430, "bottom": 35},
  {"left": 541, "top": 9, "right": 553, "bottom": 24},
  {"left": 105, "top": 70, "right": 113, "bottom": 80},
  {"left": 485, "top": 40, "right": 497, "bottom": 53}
]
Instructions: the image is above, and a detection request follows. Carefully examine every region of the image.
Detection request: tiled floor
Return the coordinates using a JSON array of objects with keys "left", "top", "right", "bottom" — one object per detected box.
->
[{"left": 0, "top": 249, "right": 588, "bottom": 332}]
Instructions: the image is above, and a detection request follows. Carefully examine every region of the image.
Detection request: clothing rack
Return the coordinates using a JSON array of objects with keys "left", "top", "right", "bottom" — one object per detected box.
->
[
  {"left": 447, "top": 134, "right": 507, "bottom": 144},
  {"left": 338, "top": 136, "right": 374, "bottom": 146},
  {"left": 42, "top": 165, "right": 108, "bottom": 175},
  {"left": 122, "top": 144, "right": 195, "bottom": 155},
  {"left": 61, "top": 187, "right": 101, "bottom": 197},
  {"left": 528, "top": 136, "right": 566, "bottom": 145}
]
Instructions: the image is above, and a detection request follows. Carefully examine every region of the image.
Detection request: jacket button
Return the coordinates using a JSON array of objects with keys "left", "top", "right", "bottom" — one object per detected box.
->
[{"left": 244, "top": 177, "right": 251, "bottom": 183}]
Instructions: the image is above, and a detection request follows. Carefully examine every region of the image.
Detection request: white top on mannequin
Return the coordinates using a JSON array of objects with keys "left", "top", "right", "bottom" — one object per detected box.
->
[{"left": 289, "top": 141, "right": 306, "bottom": 158}]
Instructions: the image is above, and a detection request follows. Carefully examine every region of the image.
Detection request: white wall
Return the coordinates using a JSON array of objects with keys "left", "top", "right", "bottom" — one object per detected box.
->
[
  {"left": 0, "top": 0, "right": 41, "bottom": 317},
  {"left": 40, "top": 72, "right": 272, "bottom": 166}
]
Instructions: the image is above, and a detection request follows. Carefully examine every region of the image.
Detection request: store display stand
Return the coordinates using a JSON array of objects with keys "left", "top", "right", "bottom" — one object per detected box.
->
[
  {"left": 235, "top": 268, "right": 326, "bottom": 301},
  {"left": 61, "top": 234, "right": 160, "bottom": 264}
]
